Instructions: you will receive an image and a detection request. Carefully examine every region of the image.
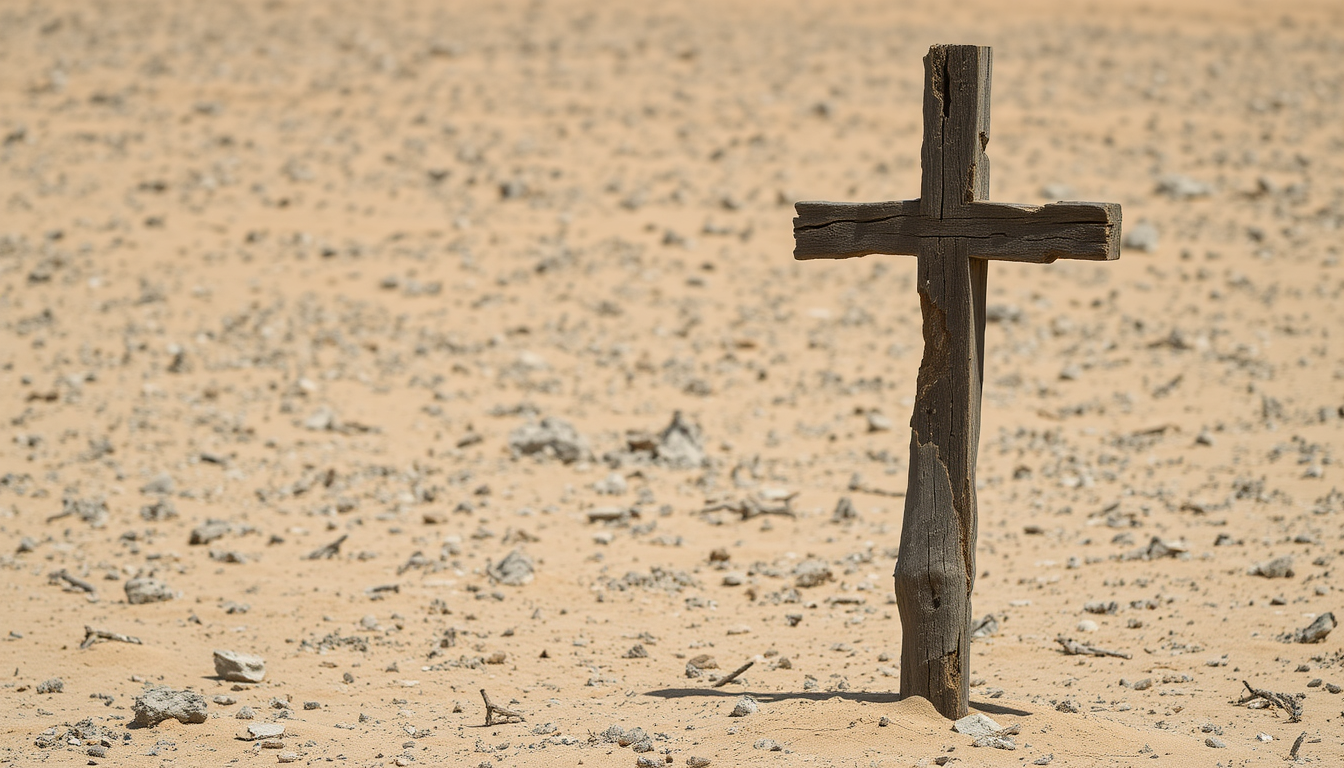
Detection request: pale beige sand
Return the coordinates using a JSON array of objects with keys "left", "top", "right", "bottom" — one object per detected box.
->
[{"left": 1, "top": 0, "right": 1342, "bottom": 766}]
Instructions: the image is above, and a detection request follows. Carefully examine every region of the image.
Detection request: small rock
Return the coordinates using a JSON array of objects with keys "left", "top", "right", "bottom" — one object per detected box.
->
[
  {"left": 1205, "top": 737, "right": 1227, "bottom": 748},
  {"left": 656, "top": 411, "right": 707, "bottom": 469},
  {"left": 729, "top": 696, "right": 758, "bottom": 717},
  {"left": 831, "top": 497, "right": 858, "bottom": 523},
  {"left": 507, "top": 418, "right": 589, "bottom": 463},
  {"left": 623, "top": 644, "right": 648, "bottom": 659},
  {"left": 1077, "top": 619, "right": 1098, "bottom": 632},
  {"left": 952, "top": 713, "right": 1001, "bottom": 740},
  {"left": 213, "top": 695, "right": 236, "bottom": 705},
  {"left": 277, "top": 752, "right": 299, "bottom": 763},
  {"left": 636, "top": 757, "right": 662, "bottom": 768},
  {"left": 793, "top": 559, "right": 833, "bottom": 588},
  {"left": 132, "top": 686, "right": 208, "bottom": 727},
  {"left": 687, "top": 758, "right": 711, "bottom": 768},
  {"left": 36, "top": 678, "right": 63, "bottom": 694},
  {"left": 1055, "top": 699, "right": 1080, "bottom": 714},
  {"left": 1033, "top": 755, "right": 1054, "bottom": 765},
  {"left": 190, "top": 519, "right": 231, "bottom": 545},
  {"left": 241, "top": 723, "right": 286, "bottom": 741},
  {"left": 140, "top": 473, "right": 175, "bottom": 495},
  {"left": 1249, "top": 555, "right": 1295, "bottom": 579},
  {"left": 1122, "top": 220, "right": 1160, "bottom": 252},
  {"left": 125, "top": 577, "right": 175, "bottom": 604},
  {"left": 866, "top": 411, "right": 893, "bottom": 432},
  {"left": 487, "top": 548, "right": 535, "bottom": 586},
  {"left": 753, "top": 738, "right": 782, "bottom": 751},
  {"left": 213, "top": 649, "right": 266, "bottom": 683},
  {"left": 236, "top": 706, "right": 256, "bottom": 719},
  {"left": 303, "top": 701, "right": 320, "bottom": 710},
  {"left": 1289, "top": 612, "right": 1336, "bottom": 644}
]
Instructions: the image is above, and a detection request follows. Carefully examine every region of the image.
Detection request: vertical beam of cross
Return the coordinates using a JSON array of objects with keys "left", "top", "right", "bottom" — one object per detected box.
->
[{"left": 791, "top": 44, "right": 1121, "bottom": 719}]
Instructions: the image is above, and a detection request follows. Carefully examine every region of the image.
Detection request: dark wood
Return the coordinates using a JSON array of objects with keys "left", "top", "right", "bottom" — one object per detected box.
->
[
  {"left": 794, "top": 200, "right": 1121, "bottom": 262},
  {"left": 789, "top": 43, "right": 1123, "bottom": 719}
]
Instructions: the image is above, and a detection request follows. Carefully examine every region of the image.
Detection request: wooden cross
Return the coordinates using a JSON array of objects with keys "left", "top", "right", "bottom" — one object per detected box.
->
[{"left": 792, "top": 44, "right": 1121, "bottom": 719}]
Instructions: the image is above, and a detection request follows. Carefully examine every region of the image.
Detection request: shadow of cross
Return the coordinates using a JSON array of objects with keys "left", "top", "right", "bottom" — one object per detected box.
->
[{"left": 792, "top": 44, "right": 1122, "bottom": 720}]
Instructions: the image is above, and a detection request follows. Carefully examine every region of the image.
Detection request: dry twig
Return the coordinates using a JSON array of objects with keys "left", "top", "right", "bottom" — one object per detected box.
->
[
  {"left": 306, "top": 534, "right": 348, "bottom": 560},
  {"left": 480, "top": 688, "right": 524, "bottom": 726},
  {"left": 711, "top": 660, "right": 754, "bottom": 688},
  {"left": 1289, "top": 731, "right": 1308, "bottom": 760},
  {"left": 1239, "top": 680, "right": 1302, "bottom": 723},
  {"left": 1055, "top": 635, "right": 1131, "bottom": 659},
  {"left": 80, "top": 625, "right": 142, "bottom": 650}
]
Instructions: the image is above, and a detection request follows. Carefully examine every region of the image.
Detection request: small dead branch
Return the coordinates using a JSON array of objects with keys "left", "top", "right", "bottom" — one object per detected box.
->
[
  {"left": 1238, "top": 680, "right": 1302, "bottom": 723},
  {"left": 305, "top": 534, "right": 348, "bottom": 560},
  {"left": 1289, "top": 731, "right": 1307, "bottom": 760},
  {"left": 480, "top": 688, "right": 524, "bottom": 726},
  {"left": 702, "top": 493, "right": 796, "bottom": 520},
  {"left": 49, "top": 569, "right": 98, "bottom": 600},
  {"left": 80, "top": 625, "right": 142, "bottom": 650},
  {"left": 712, "top": 660, "right": 754, "bottom": 688},
  {"left": 1055, "top": 635, "right": 1131, "bottom": 659}
]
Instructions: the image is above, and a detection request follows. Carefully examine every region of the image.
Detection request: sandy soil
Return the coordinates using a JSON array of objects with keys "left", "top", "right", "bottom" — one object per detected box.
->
[{"left": 2, "top": 0, "right": 1343, "bottom": 765}]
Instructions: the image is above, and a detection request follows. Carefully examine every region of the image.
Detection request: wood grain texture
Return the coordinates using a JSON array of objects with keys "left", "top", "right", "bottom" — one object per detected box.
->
[
  {"left": 893, "top": 237, "right": 985, "bottom": 719},
  {"left": 793, "top": 200, "right": 1121, "bottom": 262},
  {"left": 787, "top": 42, "right": 1123, "bottom": 720}
]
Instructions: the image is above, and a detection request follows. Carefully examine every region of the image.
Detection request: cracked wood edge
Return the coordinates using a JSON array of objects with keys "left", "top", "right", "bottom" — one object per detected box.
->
[{"left": 793, "top": 200, "right": 1121, "bottom": 262}]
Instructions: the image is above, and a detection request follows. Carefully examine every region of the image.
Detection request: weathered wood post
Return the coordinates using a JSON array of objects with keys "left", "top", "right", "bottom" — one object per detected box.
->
[{"left": 792, "top": 44, "right": 1122, "bottom": 718}]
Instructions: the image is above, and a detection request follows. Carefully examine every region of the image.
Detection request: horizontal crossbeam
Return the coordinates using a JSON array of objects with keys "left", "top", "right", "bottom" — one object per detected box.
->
[{"left": 793, "top": 199, "right": 1121, "bottom": 263}]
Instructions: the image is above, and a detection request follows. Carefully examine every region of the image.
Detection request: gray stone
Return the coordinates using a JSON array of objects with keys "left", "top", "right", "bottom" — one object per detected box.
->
[
  {"left": 36, "top": 678, "right": 63, "bottom": 694},
  {"left": 508, "top": 418, "right": 589, "bottom": 463},
  {"left": 1205, "top": 737, "right": 1227, "bottom": 748},
  {"left": 729, "top": 696, "right": 758, "bottom": 717},
  {"left": 132, "top": 686, "right": 207, "bottom": 727},
  {"left": 1122, "top": 220, "right": 1159, "bottom": 252},
  {"left": 1290, "top": 612, "right": 1336, "bottom": 644},
  {"left": 487, "top": 548, "right": 535, "bottom": 587},
  {"left": 952, "top": 713, "right": 1002, "bottom": 740},
  {"left": 656, "top": 411, "right": 707, "bottom": 469},
  {"left": 125, "top": 576, "right": 175, "bottom": 604},
  {"left": 140, "top": 473, "right": 175, "bottom": 495},
  {"left": 190, "top": 519, "right": 231, "bottom": 545},
  {"left": 140, "top": 499, "right": 178, "bottom": 521},
  {"left": 213, "top": 649, "right": 266, "bottom": 683},
  {"left": 1155, "top": 174, "right": 1213, "bottom": 200},
  {"left": 753, "top": 738, "right": 783, "bottom": 751},
  {"left": 236, "top": 706, "right": 256, "bottom": 720},
  {"left": 793, "top": 559, "right": 832, "bottom": 588},
  {"left": 1249, "top": 555, "right": 1295, "bottom": 579},
  {"left": 240, "top": 722, "right": 285, "bottom": 741}
]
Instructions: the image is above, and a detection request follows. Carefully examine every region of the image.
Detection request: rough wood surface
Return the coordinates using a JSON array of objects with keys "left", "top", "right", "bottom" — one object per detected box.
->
[
  {"left": 790, "top": 42, "right": 1123, "bottom": 720},
  {"left": 893, "top": 237, "right": 985, "bottom": 719},
  {"left": 793, "top": 200, "right": 1120, "bottom": 262}
]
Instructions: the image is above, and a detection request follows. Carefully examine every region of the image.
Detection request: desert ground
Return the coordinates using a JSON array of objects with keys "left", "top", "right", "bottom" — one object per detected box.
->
[{"left": 2, "top": 0, "right": 1343, "bottom": 765}]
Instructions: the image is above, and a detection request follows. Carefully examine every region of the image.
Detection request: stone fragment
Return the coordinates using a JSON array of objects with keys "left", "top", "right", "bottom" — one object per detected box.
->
[
  {"left": 214, "top": 649, "right": 266, "bottom": 683},
  {"left": 657, "top": 411, "right": 707, "bottom": 468},
  {"left": 1288, "top": 612, "right": 1336, "bottom": 644},
  {"left": 1122, "top": 220, "right": 1159, "bottom": 252},
  {"left": 1249, "top": 555, "right": 1295, "bottom": 579},
  {"left": 36, "top": 678, "right": 63, "bottom": 694},
  {"left": 952, "top": 713, "right": 1001, "bottom": 740},
  {"left": 687, "top": 758, "right": 711, "bottom": 768},
  {"left": 236, "top": 706, "right": 256, "bottom": 719},
  {"left": 190, "top": 519, "right": 231, "bottom": 545},
  {"left": 140, "top": 473, "right": 175, "bottom": 495},
  {"left": 125, "top": 577, "right": 175, "bottom": 604},
  {"left": 507, "top": 418, "right": 589, "bottom": 463},
  {"left": 793, "top": 559, "right": 832, "bottom": 588},
  {"left": 132, "top": 686, "right": 208, "bottom": 727},
  {"left": 753, "top": 738, "right": 783, "bottom": 751},
  {"left": 729, "top": 696, "right": 758, "bottom": 717},
  {"left": 240, "top": 723, "right": 286, "bottom": 741},
  {"left": 486, "top": 549, "right": 535, "bottom": 586}
]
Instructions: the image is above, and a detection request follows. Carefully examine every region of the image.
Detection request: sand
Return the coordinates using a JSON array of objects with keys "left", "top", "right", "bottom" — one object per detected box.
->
[{"left": 1, "top": 0, "right": 1342, "bottom": 765}]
